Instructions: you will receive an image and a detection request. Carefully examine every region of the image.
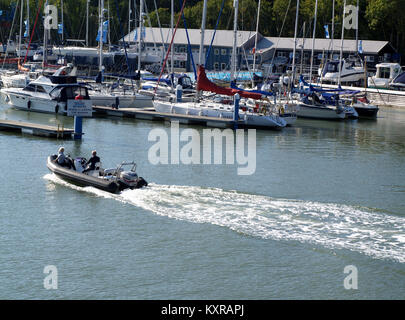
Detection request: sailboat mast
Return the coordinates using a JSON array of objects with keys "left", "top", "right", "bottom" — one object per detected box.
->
[
  {"left": 231, "top": 0, "right": 239, "bottom": 83},
  {"left": 61, "top": 0, "right": 64, "bottom": 42},
  {"left": 128, "top": 0, "right": 131, "bottom": 37},
  {"left": 291, "top": 0, "right": 300, "bottom": 83},
  {"left": 99, "top": 0, "right": 104, "bottom": 72},
  {"left": 107, "top": 0, "right": 110, "bottom": 51},
  {"left": 309, "top": 0, "right": 318, "bottom": 81},
  {"left": 338, "top": 0, "right": 346, "bottom": 87},
  {"left": 355, "top": 0, "right": 359, "bottom": 53},
  {"left": 26, "top": 0, "right": 30, "bottom": 41},
  {"left": 199, "top": 0, "right": 208, "bottom": 67},
  {"left": 138, "top": 0, "right": 144, "bottom": 72},
  {"left": 252, "top": 0, "right": 261, "bottom": 74},
  {"left": 170, "top": 0, "right": 174, "bottom": 74},
  {"left": 331, "top": 0, "right": 335, "bottom": 59},
  {"left": 43, "top": 0, "right": 49, "bottom": 70},
  {"left": 300, "top": 22, "right": 305, "bottom": 75},
  {"left": 86, "top": 0, "right": 89, "bottom": 47},
  {"left": 18, "top": 0, "right": 23, "bottom": 58}
]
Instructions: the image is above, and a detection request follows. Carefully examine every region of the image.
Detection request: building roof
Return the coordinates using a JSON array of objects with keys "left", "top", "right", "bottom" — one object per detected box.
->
[
  {"left": 259, "top": 37, "right": 391, "bottom": 55},
  {"left": 122, "top": 27, "right": 257, "bottom": 48},
  {"left": 122, "top": 27, "right": 392, "bottom": 55}
]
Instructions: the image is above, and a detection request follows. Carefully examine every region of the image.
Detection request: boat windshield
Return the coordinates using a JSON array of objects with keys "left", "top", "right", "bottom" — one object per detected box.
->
[
  {"left": 378, "top": 67, "right": 391, "bottom": 79},
  {"left": 323, "top": 61, "right": 343, "bottom": 75},
  {"left": 50, "top": 86, "right": 89, "bottom": 101}
]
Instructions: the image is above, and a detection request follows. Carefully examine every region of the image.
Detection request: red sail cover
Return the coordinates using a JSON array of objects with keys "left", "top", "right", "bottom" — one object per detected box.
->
[{"left": 197, "top": 65, "right": 263, "bottom": 100}]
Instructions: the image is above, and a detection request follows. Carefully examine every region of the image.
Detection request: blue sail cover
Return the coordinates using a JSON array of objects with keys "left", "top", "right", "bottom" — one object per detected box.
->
[
  {"left": 296, "top": 75, "right": 360, "bottom": 95},
  {"left": 391, "top": 72, "right": 405, "bottom": 86},
  {"left": 230, "top": 82, "right": 273, "bottom": 97}
]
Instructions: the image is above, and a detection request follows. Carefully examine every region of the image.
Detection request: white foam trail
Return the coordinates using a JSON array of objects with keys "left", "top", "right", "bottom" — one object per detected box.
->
[{"left": 44, "top": 174, "right": 405, "bottom": 263}]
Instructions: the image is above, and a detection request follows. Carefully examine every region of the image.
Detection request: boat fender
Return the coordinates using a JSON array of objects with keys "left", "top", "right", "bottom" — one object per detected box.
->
[
  {"left": 27, "top": 100, "right": 31, "bottom": 110},
  {"left": 55, "top": 104, "right": 59, "bottom": 113},
  {"left": 280, "top": 106, "right": 284, "bottom": 115}
]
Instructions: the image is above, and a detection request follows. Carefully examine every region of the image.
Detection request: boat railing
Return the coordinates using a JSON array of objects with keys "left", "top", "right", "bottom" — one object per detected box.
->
[{"left": 116, "top": 161, "right": 137, "bottom": 173}]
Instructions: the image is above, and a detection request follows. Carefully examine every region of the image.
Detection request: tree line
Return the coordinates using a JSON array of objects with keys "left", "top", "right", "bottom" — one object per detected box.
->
[{"left": 0, "top": 0, "right": 404, "bottom": 58}]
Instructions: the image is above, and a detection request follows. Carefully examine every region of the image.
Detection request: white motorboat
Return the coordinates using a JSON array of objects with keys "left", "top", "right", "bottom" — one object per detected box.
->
[
  {"left": 0, "top": 75, "right": 91, "bottom": 115},
  {"left": 320, "top": 58, "right": 365, "bottom": 84},
  {"left": 368, "top": 63, "right": 403, "bottom": 89},
  {"left": 153, "top": 99, "right": 287, "bottom": 129}
]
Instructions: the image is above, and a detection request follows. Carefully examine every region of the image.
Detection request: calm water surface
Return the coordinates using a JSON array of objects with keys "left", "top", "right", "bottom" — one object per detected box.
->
[{"left": 0, "top": 104, "right": 404, "bottom": 299}]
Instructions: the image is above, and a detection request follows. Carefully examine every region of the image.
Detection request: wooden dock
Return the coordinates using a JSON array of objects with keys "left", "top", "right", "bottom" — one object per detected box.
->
[
  {"left": 92, "top": 106, "right": 243, "bottom": 128},
  {"left": 0, "top": 119, "right": 74, "bottom": 138}
]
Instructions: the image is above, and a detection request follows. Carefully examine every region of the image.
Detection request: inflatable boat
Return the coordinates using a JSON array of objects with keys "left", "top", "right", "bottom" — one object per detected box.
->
[{"left": 47, "top": 155, "right": 148, "bottom": 193}]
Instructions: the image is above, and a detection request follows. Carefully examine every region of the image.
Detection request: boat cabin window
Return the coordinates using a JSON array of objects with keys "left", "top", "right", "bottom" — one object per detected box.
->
[
  {"left": 179, "top": 76, "right": 192, "bottom": 88},
  {"left": 378, "top": 67, "right": 391, "bottom": 79},
  {"left": 325, "top": 62, "right": 341, "bottom": 73},
  {"left": 23, "top": 84, "right": 46, "bottom": 93}
]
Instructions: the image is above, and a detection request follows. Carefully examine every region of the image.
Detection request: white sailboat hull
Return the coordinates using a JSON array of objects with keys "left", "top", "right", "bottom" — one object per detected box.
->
[
  {"left": 89, "top": 92, "right": 153, "bottom": 108},
  {"left": 153, "top": 101, "right": 286, "bottom": 129}
]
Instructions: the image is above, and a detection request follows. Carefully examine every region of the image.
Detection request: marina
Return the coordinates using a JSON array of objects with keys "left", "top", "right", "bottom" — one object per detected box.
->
[{"left": 0, "top": 0, "right": 405, "bottom": 302}]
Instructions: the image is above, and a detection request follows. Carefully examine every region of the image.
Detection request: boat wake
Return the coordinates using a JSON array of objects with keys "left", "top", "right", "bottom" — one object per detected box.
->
[{"left": 44, "top": 173, "right": 405, "bottom": 263}]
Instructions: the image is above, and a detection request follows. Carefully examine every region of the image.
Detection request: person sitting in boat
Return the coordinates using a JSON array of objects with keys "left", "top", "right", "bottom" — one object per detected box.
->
[
  {"left": 83, "top": 150, "right": 101, "bottom": 173},
  {"left": 56, "top": 147, "right": 67, "bottom": 166},
  {"left": 56, "top": 147, "right": 76, "bottom": 170}
]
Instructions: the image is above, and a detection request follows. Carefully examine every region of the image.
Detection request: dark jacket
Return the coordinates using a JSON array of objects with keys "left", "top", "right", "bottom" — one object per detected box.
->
[{"left": 86, "top": 155, "right": 101, "bottom": 170}]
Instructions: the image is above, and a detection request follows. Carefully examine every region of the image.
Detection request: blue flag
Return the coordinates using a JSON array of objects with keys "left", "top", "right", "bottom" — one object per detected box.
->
[
  {"left": 358, "top": 40, "right": 363, "bottom": 54},
  {"left": 324, "top": 25, "right": 330, "bottom": 39},
  {"left": 96, "top": 20, "right": 108, "bottom": 43},
  {"left": 58, "top": 23, "right": 63, "bottom": 35},
  {"left": 24, "top": 20, "right": 28, "bottom": 37},
  {"left": 0, "top": 10, "right": 3, "bottom": 16},
  {"left": 134, "top": 27, "right": 146, "bottom": 41}
]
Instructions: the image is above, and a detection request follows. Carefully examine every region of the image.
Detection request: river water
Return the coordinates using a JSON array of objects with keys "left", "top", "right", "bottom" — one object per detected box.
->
[{"left": 0, "top": 104, "right": 404, "bottom": 299}]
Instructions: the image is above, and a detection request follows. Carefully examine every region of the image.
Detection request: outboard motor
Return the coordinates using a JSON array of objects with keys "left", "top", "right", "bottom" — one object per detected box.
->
[{"left": 117, "top": 171, "right": 148, "bottom": 190}]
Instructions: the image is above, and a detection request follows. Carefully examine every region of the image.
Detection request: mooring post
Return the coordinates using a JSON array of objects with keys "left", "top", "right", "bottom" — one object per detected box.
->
[
  {"left": 233, "top": 93, "right": 240, "bottom": 129},
  {"left": 74, "top": 116, "right": 83, "bottom": 140}
]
